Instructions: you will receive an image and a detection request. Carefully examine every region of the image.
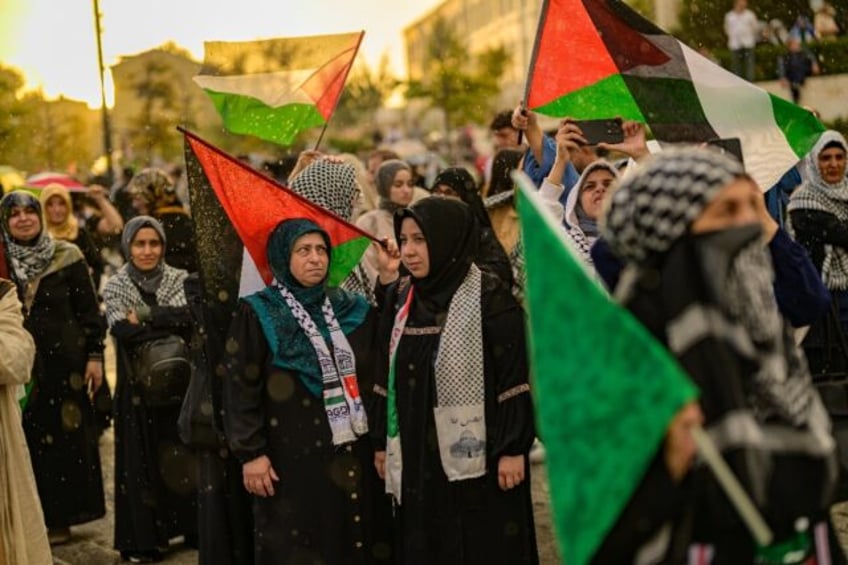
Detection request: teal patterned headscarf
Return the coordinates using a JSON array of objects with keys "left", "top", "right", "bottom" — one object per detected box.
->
[{"left": 243, "top": 218, "right": 370, "bottom": 397}]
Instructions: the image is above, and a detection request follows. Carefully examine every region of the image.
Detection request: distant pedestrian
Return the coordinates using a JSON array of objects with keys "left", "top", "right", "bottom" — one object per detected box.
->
[
  {"left": 724, "top": 0, "right": 759, "bottom": 80},
  {"left": 778, "top": 37, "right": 820, "bottom": 104}
]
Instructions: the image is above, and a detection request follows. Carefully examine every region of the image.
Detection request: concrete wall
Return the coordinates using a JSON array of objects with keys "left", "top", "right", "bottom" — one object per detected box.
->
[{"left": 758, "top": 73, "right": 848, "bottom": 122}]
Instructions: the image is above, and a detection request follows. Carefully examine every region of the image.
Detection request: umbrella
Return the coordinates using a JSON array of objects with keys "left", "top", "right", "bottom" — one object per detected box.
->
[
  {"left": 25, "top": 172, "right": 87, "bottom": 192},
  {"left": 0, "top": 166, "right": 26, "bottom": 193}
]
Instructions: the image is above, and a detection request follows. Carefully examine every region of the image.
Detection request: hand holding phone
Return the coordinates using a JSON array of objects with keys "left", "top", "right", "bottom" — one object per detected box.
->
[{"left": 570, "top": 118, "right": 624, "bottom": 146}]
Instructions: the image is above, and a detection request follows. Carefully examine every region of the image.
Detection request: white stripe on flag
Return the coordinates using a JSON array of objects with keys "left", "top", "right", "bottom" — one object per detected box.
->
[
  {"left": 194, "top": 69, "right": 317, "bottom": 107},
  {"left": 238, "top": 248, "right": 266, "bottom": 298},
  {"left": 680, "top": 43, "right": 799, "bottom": 191}
]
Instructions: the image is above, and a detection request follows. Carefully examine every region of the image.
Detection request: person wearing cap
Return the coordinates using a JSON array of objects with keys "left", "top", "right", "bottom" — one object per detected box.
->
[{"left": 595, "top": 147, "right": 841, "bottom": 562}]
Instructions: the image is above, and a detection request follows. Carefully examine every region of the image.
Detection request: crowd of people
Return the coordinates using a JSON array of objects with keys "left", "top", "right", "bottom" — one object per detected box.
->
[
  {"left": 723, "top": 0, "right": 843, "bottom": 102},
  {"left": 1, "top": 97, "right": 848, "bottom": 565}
]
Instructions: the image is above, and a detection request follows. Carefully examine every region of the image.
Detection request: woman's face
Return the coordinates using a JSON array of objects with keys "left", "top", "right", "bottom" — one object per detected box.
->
[
  {"left": 389, "top": 169, "right": 415, "bottom": 207},
  {"left": 130, "top": 227, "right": 164, "bottom": 272},
  {"left": 432, "top": 184, "right": 461, "bottom": 200},
  {"left": 399, "top": 217, "right": 429, "bottom": 278},
  {"left": 579, "top": 169, "right": 615, "bottom": 220},
  {"left": 818, "top": 147, "right": 847, "bottom": 185},
  {"left": 6, "top": 206, "right": 42, "bottom": 242},
  {"left": 45, "top": 195, "right": 69, "bottom": 225},
  {"left": 690, "top": 177, "right": 760, "bottom": 234},
  {"left": 288, "top": 232, "right": 329, "bottom": 288}
]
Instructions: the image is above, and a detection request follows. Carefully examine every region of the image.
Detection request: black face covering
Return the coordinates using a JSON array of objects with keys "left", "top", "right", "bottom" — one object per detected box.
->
[{"left": 690, "top": 223, "right": 764, "bottom": 308}]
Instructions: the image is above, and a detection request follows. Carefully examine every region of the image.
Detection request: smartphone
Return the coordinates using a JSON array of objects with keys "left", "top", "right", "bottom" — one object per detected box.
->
[
  {"left": 706, "top": 137, "right": 745, "bottom": 168},
  {"left": 571, "top": 118, "right": 624, "bottom": 146}
]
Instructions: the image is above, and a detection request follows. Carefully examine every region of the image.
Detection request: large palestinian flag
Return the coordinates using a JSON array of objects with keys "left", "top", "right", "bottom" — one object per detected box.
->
[
  {"left": 525, "top": 0, "right": 824, "bottom": 190},
  {"left": 194, "top": 32, "right": 363, "bottom": 146},
  {"left": 183, "top": 129, "right": 373, "bottom": 289}
]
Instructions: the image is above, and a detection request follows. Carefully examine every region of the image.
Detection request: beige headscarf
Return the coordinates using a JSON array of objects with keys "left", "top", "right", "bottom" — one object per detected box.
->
[{"left": 39, "top": 183, "right": 78, "bottom": 241}]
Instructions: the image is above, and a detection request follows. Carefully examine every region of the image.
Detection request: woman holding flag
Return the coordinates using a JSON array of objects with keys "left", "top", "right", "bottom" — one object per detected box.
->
[
  {"left": 371, "top": 197, "right": 538, "bottom": 564},
  {"left": 222, "top": 218, "right": 397, "bottom": 564},
  {"left": 600, "top": 147, "right": 842, "bottom": 563}
]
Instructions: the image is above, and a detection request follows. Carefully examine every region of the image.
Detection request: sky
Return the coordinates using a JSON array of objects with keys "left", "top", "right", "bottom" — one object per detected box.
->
[{"left": 0, "top": 0, "right": 441, "bottom": 108}]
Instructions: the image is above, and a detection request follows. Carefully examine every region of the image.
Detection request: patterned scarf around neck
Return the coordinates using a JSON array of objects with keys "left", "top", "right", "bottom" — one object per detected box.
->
[
  {"left": 103, "top": 263, "right": 188, "bottom": 327},
  {"left": 277, "top": 284, "right": 368, "bottom": 446},
  {"left": 386, "top": 265, "right": 486, "bottom": 504},
  {"left": 7, "top": 234, "right": 55, "bottom": 284},
  {"left": 787, "top": 131, "right": 848, "bottom": 290}
]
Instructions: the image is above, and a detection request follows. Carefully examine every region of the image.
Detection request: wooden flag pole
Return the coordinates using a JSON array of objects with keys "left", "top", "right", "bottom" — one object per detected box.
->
[{"left": 690, "top": 426, "right": 774, "bottom": 546}]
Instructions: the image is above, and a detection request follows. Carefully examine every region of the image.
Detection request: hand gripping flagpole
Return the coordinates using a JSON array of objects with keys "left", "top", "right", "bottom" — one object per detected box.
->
[
  {"left": 516, "top": 0, "right": 550, "bottom": 147},
  {"left": 314, "top": 31, "right": 365, "bottom": 152},
  {"left": 690, "top": 425, "right": 774, "bottom": 546}
]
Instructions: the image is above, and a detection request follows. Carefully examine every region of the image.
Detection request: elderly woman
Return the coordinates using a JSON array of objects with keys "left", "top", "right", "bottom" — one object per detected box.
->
[
  {"left": 128, "top": 168, "right": 198, "bottom": 273},
  {"left": 788, "top": 131, "right": 848, "bottom": 337},
  {"left": 372, "top": 197, "right": 537, "bottom": 564},
  {"left": 103, "top": 216, "right": 196, "bottom": 563},
  {"left": 0, "top": 277, "right": 51, "bottom": 564},
  {"left": 223, "top": 218, "right": 395, "bottom": 564},
  {"left": 0, "top": 191, "right": 105, "bottom": 545},
  {"left": 356, "top": 159, "right": 416, "bottom": 288},
  {"left": 598, "top": 148, "right": 841, "bottom": 563}
]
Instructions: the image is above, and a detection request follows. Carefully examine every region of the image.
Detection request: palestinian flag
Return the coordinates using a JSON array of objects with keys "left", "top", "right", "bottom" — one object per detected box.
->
[
  {"left": 515, "top": 170, "right": 697, "bottom": 565},
  {"left": 194, "top": 31, "right": 363, "bottom": 146},
  {"left": 525, "top": 0, "right": 824, "bottom": 190},
  {"left": 183, "top": 129, "right": 373, "bottom": 289}
]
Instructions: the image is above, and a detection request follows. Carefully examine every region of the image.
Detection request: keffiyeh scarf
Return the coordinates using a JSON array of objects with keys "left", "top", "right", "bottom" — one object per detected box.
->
[
  {"left": 277, "top": 284, "right": 368, "bottom": 446},
  {"left": 386, "top": 266, "right": 486, "bottom": 503}
]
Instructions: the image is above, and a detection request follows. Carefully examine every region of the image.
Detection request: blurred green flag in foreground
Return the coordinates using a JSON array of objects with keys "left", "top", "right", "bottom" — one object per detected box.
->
[{"left": 514, "top": 172, "right": 697, "bottom": 565}]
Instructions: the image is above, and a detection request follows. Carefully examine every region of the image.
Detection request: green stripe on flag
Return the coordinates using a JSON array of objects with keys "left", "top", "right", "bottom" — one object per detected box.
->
[
  {"left": 204, "top": 89, "right": 325, "bottom": 146},
  {"left": 769, "top": 94, "right": 826, "bottom": 159},
  {"left": 328, "top": 236, "right": 371, "bottom": 287},
  {"left": 533, "top": 74, "right": 646, "bottom": 121},
  {"left": 325, "top": 395, "right": 347, "bottom": 405}
]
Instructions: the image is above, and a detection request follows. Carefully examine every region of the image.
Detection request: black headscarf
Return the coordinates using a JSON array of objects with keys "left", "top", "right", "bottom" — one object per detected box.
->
[
  {"left": 432, "top": 168, "right": 515, "bottom": 287},
  {"left": 394, "top": 198, "right": 479, "bottom": 311},
  {"left": 432, "top": 167, "right": 491, "bottom": 228}
]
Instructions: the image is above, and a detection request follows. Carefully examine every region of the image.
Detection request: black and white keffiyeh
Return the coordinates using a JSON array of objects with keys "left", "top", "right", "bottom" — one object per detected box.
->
[
  {"left": 290, "top": 160, "right": 359, "bottom": 223},
  {"left": 276, "top": 283, "right": 368, "bottom": 446},
  {"left": 787, "top": 130, "right": 848, "bottom": 290},
  {"left": 385, "top": 265, "right": 486, "bottom": 503},
  {"left": 603, "top": 148, "right": 744, "bottom": 265},
  {"left": 103, "top": 263, "right": 188, "bottom": 327}
]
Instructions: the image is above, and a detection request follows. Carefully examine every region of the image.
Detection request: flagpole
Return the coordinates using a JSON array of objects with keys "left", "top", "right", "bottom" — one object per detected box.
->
[
  {"left": 313, "top": 30, "right": 366, "bottom": 152},
  {"left": 177, "top": 126, "right": 384, "bottom": 246},
  {"left": 517, "top": 0, "right": 549, "bottom": 147},
  {"left": 690, "top": 426, "right": 773, "bottom": 546}
]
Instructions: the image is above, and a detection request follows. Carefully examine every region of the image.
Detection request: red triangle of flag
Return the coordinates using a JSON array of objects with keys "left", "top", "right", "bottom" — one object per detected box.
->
[
  {"left": 301, "top": 32, "right": 362, "bottom": 120},
  {"left": 185, "top": 131, "right": 372, "bottom": 285}
]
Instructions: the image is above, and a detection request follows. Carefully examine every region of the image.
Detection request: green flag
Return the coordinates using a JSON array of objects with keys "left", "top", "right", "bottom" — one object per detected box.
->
[{"left": 515, "top": 172, "right": 697, "bottom": 565}]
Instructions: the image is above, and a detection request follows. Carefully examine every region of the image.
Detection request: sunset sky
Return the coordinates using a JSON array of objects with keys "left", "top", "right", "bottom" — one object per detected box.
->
[{"left": 0, "top": 0, "right": 441, "bottom": 108}]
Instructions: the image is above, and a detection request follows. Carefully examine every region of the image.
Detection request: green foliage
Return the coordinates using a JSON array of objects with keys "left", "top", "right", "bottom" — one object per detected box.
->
[
  {"left": 710, "top": 35, "right": 848, "bottom": 80},
  {"left": 825, "top": 117, "right": 848, "bottom": 140},
  {"left": 405, "top": 17, "right": 510, "bottom": 131},
  {"left": 676, "top": 0, "right": 813, "bottom": 51},
  {"left": 130, "top": 59, "right": 180, "bottom": 162},
  {"left": 334, "top": 54, "right": 398, "bottom": 128}
]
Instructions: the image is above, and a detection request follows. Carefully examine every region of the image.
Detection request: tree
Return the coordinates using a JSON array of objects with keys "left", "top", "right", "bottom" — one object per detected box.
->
[
  {"left": 129, "top": 58, "right": 180, "bottom": 163},
  {"left": 677, "top": 0, "right": 811, "bottom": 51},
  {"left": 0, "top": 65, "right": 33, "bottom": 166},
  {"left": 405, "top": 17, "right": 510, "bottom": 134},
  {"left": 334, "top": 53, "right": 398, "bottom": 129}
]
